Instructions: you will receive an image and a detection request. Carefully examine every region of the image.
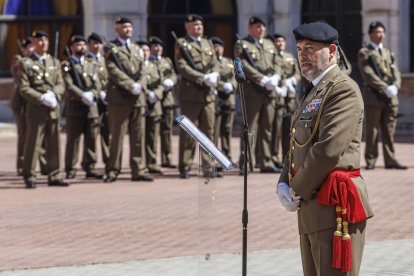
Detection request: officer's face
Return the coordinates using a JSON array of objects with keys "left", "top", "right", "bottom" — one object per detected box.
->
[
  {"left": 32, "top": 36, "right": 49, "bottom": 55},
  {"left": 88, "top": 40, "right": 102, "bottom": 54},
  {"left": 274, "top": 37, "right": 286, "bottom": 52},
  {"left": 249, "top": 23, "right": 266, "bottom": 40},
  {"left": 369, "top": 27, "right": 385, "bottom": 44},
  {"left": 185, "top": 20, "right": 204, "bottom": 37},
  {"left": 71, "top": 41, "right": 87, "bottom": 56},
  {"left": 213, "top": 44, "right": 224, "bottom": 57},
  {"left": 150, "top": 43, "right": 163, "bottom": 56},
  {"left": 296, "top": 40, "right": 336, "bottom": 81},
  {"left": 141, "top": 45, "right": 150, "bottom": 61},
  {"left": 116, "top": 23, "right": 133, "bottom": 39}
]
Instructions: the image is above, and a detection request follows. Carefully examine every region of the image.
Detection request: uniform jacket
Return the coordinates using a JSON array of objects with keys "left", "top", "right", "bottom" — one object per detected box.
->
[
  {"left": 216, "top": 56, "right": 237, "bottom": 109},
  {"left": 86, "top": 52, "right": 108, "bottom": 110},
  {"left": 150, "top": 56, "right": 177, "bottom": 108},
  {"left": 105, "top": 39, "right": 147, "bottom": 107},
  {"left": 234, "top": 35, "right": 282, "bottom": 99},
  {"left": 144, "top": 60, "right": 164, "bottom": 117},
  {"left": 276, "top": 51, "right": 300, "bottom": 113},
  {"left": 279, "top": 65, "right": 374, "bottom": 234},
  {"left": 9, "top": 54, "right": 26, "bottom": 113},
  {"left": 62, "top": 56, "right": 101, "bottom": 118},
  {"left": 18, "top": 54, "right": 65, "bottom": 120},
  {"left": 357, "top": 44, "right": 401, "bottom": 107},
  {"left": 175, "top": 35, "right": 219, "bottom": 103}
]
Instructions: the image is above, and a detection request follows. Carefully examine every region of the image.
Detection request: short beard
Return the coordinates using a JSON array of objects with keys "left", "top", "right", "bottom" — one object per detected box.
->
[{"left": 302, "top": 48, "right": 330, "bottom": 81}]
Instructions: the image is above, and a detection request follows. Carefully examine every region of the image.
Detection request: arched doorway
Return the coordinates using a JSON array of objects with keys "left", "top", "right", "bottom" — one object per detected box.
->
[
  {"left": 147, "top": 0, "right": 237, "bottom": 62},
  {"left": 301, "top": 0, "right": 362, "bottom": 81}
]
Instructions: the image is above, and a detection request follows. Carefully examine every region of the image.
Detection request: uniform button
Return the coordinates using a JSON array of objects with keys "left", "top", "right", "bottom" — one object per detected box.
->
[
  {"left": 292, "top": 145, "right": 295, "bottom": 151},
  {"left": 292, "top": 163, "right": 295, "bottom": 169},
  {"left": 305, "top": 123, "right": 308, "bottom": 128},
  {"left": 292, "top": 128, "right": 296, "bottom": 133}
]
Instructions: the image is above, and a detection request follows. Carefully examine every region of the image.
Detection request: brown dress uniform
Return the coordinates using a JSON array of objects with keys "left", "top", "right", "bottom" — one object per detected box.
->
[
  {"left": 62, "top": 55, "right": 101, "bottom": 176},
  {"left": 234, "top": 35, "right": 282, "bottom": 171},
  {"left": 149, "top": 55, "right": 178, "bottom": 167},
  {"left": 357, "top": 44, "right": 401, "bottom": 168},
  {"left": 214, "top": 56, "right": 237, "bottom": 160},
  {"left": 271, "top": 51, "right": 300, "bottom": 166},
  {"left": 279, "top": 65, "right": 373, "bottom": 276},
  {"left": 104, "top": 39, "right": 148, "bottom": 180},
  {"left": 175, "top": 35, "right": 219, "bottom": 176},
  {"left": 18, "top": 53, "right": 65, "bottom": 183}
]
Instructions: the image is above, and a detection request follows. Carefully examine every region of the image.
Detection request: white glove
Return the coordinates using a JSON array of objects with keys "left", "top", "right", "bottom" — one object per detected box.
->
[
  {"left": 148, "top": 91, "right": 158, "bottom": 104},
  {"left": 223, "top": 82, "right": 233, "bottom": 94},
  {"left": 214, "top": 89, "right": 218, "bottom": 96},
  {"left": 276, "top": 86, "right": 288, "bottom": 97},
  {"left": 81, "top": 91, "right": 96, "bottom": 107},
  {"left": 163, "top": 79, "right": 175, "bottom": 91},
  {"left": 40, "top": 91, "right": 57, "bottom": 109},
  {"left": 265, "top": 74, "right": 281, "bottom": 91},
  {"left": 277, "top": 182, "right": 301, "bottom": 212},
  {"left": 285, "top": 77, "right": 297, "bottom": 94},
  {"left": 260, "top": 76, "right": 270, "bottom": 87},
  {"left": 385, "top": 85, "right": 398, "bottom": 98},
  {"left": 203, "top": 72, "right": 219, "bottom": 87},
  {"left": 99, "top": 91, "right": 107, "bottom": 103},
  {"left": 131, "top": 83, "right": 142, "bottom": 95}
]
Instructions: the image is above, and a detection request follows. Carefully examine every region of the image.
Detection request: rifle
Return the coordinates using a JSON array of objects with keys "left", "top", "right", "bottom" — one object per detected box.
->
[
  {"left": 17, "top": 39, "right": 25, "bottom": 56},
  {"left": 54, "top": 31, "right": 60, "bottom": 58},
  {"left": 65, "top": 46, "right": 85, "bottom": 91},
  {"left": 171, "top": 31, "right": 204, "bottom": 73},
  {"left": 367, "top": 54, "right": 392, "bottom": 106}
]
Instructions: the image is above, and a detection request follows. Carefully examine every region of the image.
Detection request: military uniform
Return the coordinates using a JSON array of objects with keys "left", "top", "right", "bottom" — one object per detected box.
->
[
  {"left": 357, "top": 42, "right": 402, "bottom": 168},
  {"left": 235, "top": 34, "right": 282, "bottom": 171},
  {"left": 271, "top": 50, "right": 300, "bottom": 166},
  {"left": 62, "top": 53, "right": 101, "bottom": 177}
]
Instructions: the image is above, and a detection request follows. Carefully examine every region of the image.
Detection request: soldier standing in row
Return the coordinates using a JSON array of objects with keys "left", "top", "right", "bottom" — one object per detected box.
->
[
  {"left": 210, "top": 36, "right": 237, "bottom": 162},
  {"left": 62, "top": 35, "right": 103, "bottom": 180},
  {"left": 235, "top": 16, "right": 282, "bottom": 174},
  {"left": 86, "top": 32, "right": 110, "bottom": 168},
  {"left": 357, "top": 21, "right": 407, "bottom": 170},
  {"left": 104, "top": 17, "right": 153, "bottom": 182},
  {"left": 270, "top": 33, "right": 300, "bottom": 168},
  {"left": 18, "top": 31, "right": 69, "bottom": 188},
  {"left": 149, "top": 36, "right": 178, "bottom": 169},
  {"left": 175, "top": 14, "right": 221, "bottom": 179}
]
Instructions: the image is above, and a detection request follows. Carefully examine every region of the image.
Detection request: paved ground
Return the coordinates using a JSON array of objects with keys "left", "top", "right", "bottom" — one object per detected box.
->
[{"left": 0, "top": 129, "right": 413, "bottom": 275}]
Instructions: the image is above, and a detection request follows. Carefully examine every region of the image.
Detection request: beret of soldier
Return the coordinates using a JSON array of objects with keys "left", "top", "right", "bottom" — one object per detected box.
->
[
  {"left": 149, "top": 36, "right": 165, "bottom": 47},
  {"left": 70, "top": 35, "right": 86, "bottom": 45},
  {"left": 273, "top": 33, "right": 286, "bottom": 40},
  {"left": 136, "top": 38, "right": 150, "bottom": 47},
  {"left": 249, "top": 16, "right": 266, "bottom": 26},
  {"left": 185, "top": 14, "right": 203, "bottom": 23},
  {"left": 368, "top": 21, "right": 385, "bottom": 33},
  {"left": 87, "top": 32, "right": 103, "bottom": 44},
  {"left": 115, "top": 16, "right": 132, "bottom": 25},
  {"left": 32, "top": 30, "right": 49, "bottom": 39},
  {"left": 22, "top": 37, "right": 32, "bottom": 47},
  {"left": 293, "top": 22, "right": 339, "bottom": 45},
  {"left": 210, "top": 36, "right": 225, "bottom": 46}
]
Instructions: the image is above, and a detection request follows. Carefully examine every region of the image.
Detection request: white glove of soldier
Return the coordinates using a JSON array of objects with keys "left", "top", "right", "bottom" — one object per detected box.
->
[
  {"left": 260, "top": 76, "right": 270, "bottom": 87},
  {"left": 285, "top": 77, "right": 297, "bottom": 94},
  {"left": 203, "top": 72, "right": 219, "bottom": 87},
  {"left": 385, "top": 85, "right": 398, "bottom": 98},
  {"left": 276, "top": 86, "right": 288, "bottom": 97},
  {"left": 131, "top": 83, "right": 142, "bottom": 95},
  {"left": 163, "top": 79, "right": 175, "bottom": 91},
  {"left": 81, "top": 91, "right": 96, "bottom": 107},
  {"left": 223, "top": 82, "right": 234, "bottom": 94},
  {"left": 265, "top": 74, "right": 281, "bottom": 91},
  {"left": 277, "top": 182, "right": 301, "bottom": 212},
  {"left": 148, "top": 91, "right": 158, "bottom": 104},
  {"left": 40, "top": 91, "right": 57, "bottom": 109},
  {"left": 99, "top": 91, "right": 107, "bottom": 103}
]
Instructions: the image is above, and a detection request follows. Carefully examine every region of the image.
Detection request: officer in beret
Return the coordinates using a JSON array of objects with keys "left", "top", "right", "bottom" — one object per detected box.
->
[
  {"left": 104, "top": 16, "right": 153, "bottom": 182},
  {"left": 62, "top": 35, "right": 103, "bottom": 180},
  {"left": 357, "top": 21, "right": 407, "bottom": 170},
  {"left": 149, "top": 36, "right": 178, "bottom": 169},
  {"left": 18, "top": 30, "right": 69, "bottom": 188},
  {"left": 174, "top": 14, "right": 221, "bottom": 179},
  {"left": 276, "top": 22, "right": 373, "bottom": 275},
  {"left": 234, "top": 16, "right": 283, "bottom": 174},
  {"left": 270, "top": 33, "right": 300, "bottom": 169},
  {"left": 86, "top": 32, "right": 110, "bottom": 168},
  {"left": 210, "top": 36, "right": 237, "bottom": 163}
]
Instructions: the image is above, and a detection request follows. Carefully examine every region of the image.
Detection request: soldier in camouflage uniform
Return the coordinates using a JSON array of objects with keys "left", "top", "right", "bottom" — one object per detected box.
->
[
  {"left": 62, "top": 35, "right": 103, "bottom": 180},
  {"left": 18, "top": 31, "right": 69, "bottom": 188}
]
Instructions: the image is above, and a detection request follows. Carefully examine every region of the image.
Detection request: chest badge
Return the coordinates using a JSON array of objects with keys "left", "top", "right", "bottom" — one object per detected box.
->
[{"left": 303, "top": 98, "right": 322, "bottom": 113}]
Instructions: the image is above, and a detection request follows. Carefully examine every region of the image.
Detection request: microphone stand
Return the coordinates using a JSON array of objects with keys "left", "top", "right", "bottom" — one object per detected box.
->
[{"left": 235, "top": 60, "right": 253, "bottom": 276}]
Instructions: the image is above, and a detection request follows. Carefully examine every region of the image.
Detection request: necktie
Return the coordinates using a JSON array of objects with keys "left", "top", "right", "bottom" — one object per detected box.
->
[
  {"left": 304, "top": 82, "right": 314, "bottom": 97},
  {"left": 125, "top": 43, "right": 130, "bottom": 53},
  {"left": 378, "top": 48, "right": 382, "bottom": 56}
]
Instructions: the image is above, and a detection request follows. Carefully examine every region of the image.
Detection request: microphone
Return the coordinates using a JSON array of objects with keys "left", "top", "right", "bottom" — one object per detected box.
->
[{"left": 234, "top": 57, "right": 246, "bottom": 83}]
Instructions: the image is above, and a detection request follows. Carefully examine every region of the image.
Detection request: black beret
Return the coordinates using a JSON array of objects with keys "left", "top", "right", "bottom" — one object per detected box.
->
[
  {"left": 87, "top": 32, "right": 103, "bottom": 44},
  {"left": 368, "top": 21, "right": 385, "bottom": 33},
  {"left": 136, "top": 38, "right": 150, "bottom": 47},
  {"left": 149, "top": 36, "right": 164, "bottom": 47},
  {"left": 249, "top": 16, "right": 266, "bottom": 26},
  {"left": 70, "top": 35, "right": 86, "bottom": 45},
  {"left": 32, "top": 30, "right": 49, "bottom": 39},
  {"left": 273, "top": 33, "right": 286, "bottom": 40},
  {"left": 293, "top": 22, "right": 339, "bottom": 45},
  {"left": 22, "top": 37, "right": 32, "bottom": 47},
  {"left": 115, "top": 16, "right": 133, "bottom": 25},
  {"left": 185, "top": 14, "right": 203, "bottom": 23},
  {"left": 210, "top": 36, "right": 225, "bottom": 46}
]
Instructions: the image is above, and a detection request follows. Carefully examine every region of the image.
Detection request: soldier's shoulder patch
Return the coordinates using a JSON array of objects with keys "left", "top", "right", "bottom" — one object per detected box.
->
[{"left": 303, "top": 98, "right": 322, "bottom": 113}]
